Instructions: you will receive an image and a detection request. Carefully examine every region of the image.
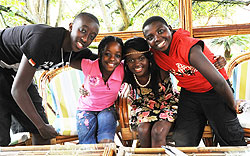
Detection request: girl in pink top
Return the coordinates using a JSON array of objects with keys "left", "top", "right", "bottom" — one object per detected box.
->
[{"left": 72, "top": 36, "right": 124, "bottom": 144}]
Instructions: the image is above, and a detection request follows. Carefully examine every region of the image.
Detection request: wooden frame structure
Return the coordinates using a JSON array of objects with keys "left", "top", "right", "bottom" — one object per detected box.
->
[
  {"left": 93, "top": 0, "right": 250, "bottom": 147},
  {"left": 94, "top": 23, "right": 250, "bottom": 42},
  {"left": 43, "top": 0, "right": 250, "bottom": 147},
  {"left": 1, "top": 144, "right": 116, "bottom": 156},
  {"left": 93, "top": 0, "right": 250, "bottom": 42},
  {"left": 118, "top": 146, "right": 250, "bottom": 155}
]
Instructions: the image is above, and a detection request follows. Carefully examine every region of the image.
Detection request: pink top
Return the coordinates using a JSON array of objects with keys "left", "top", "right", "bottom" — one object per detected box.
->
[{"left": 77, "top": 59, "right": 124, "bottom": 111}]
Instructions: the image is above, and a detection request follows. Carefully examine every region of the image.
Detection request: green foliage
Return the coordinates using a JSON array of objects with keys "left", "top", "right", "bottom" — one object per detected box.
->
[
  {"left": 211, "top": 35, "right": 250, "bottom": 50},
  {"left": 0, "top": 0, "right": 248, "bottom": 32},
  {"left": 211, "top": 35, "right": 250, "bottom": 59},
  {"left": 192, "top": 1, "right": 237, "bottom": 26},
  {"left": 0, "top": 0, "right": 28, "bottom": 27},
  {"left": 121, "top": 0, "right": 179, "bottom": 31}
]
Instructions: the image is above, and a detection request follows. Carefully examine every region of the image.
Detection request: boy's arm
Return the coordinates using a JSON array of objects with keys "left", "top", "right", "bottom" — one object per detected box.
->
[
  {"left": 70, "top": 53, "right": 98, "bottom": 70},
  {"left": 70, "top": 60, "right": 82, "bottom": 70},
  {"left": 11, "top": 55, "right": 58, "bottom": 139},
  {"left": 189, "top": 45, "right": 235, "bottom": 112}
]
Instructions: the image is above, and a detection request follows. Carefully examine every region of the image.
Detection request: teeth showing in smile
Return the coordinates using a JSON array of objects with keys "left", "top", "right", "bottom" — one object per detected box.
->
[
  {"left": 157, "top": 41, "right": 165, "bottom": 48},
  {"left": 108, "top": 63, "right": 115, "bottom": 67},
  {"left": 77, "top": 42, "right": 83, "bottom": 49},
  {"left": 135, "top": 67, "right": 142, "bottom": 72}
]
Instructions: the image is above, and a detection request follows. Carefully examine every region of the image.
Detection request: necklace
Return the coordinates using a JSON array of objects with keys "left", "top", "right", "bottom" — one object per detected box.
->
[
  {"left": 61, "top": 48, "right": 73, "bottom": 67},
  {"left": 133, "top": 73, "right": 151, "bottom": 88}
]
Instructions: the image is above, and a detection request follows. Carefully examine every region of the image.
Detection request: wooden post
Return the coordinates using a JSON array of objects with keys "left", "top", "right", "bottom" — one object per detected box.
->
[{"left": 179, "top": 0, "right": 193, "bottom": 37}]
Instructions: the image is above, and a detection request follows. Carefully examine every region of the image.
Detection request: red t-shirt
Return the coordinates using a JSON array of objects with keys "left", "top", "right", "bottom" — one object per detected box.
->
[{"left": 152, "top": 28, "right": 228, "bottom": 93}]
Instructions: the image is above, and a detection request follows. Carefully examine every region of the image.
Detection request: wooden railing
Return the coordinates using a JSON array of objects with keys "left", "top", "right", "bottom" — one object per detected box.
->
[{"left": 93, "top": 23, "right": 250, "bottom": 42}]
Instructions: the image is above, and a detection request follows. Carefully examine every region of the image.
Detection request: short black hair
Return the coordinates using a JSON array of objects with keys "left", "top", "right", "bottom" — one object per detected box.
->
[
  {"left": 142, "top": 16, "right": 168, "bottom": 30},
  {"left": 98, "top": 36, "right": 124, "bottom": 58},
  {"left": 74, "top": 12, "right": 100, "bottom": 26}
]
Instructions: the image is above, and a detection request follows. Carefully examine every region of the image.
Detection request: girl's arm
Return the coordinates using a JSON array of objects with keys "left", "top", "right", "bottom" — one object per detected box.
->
[{"left": 189, "top": 45, "right": 235, "bottom": 111}]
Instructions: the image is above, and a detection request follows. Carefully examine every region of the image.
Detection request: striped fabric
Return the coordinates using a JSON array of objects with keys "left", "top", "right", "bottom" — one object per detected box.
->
[
  {"left": 47, "top": 68, "right": 84, "bottom": 135},
  {"left": 170, "top": 73, "right": 179, "bottom": 91},
  {"left": 231, "top": 60, "right": 250, "bottom": 128},
  {"left": 231, "top": 60, "right": 250, "bottom": 100}
]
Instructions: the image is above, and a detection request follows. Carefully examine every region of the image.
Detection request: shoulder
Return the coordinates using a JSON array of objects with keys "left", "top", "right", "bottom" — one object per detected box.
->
[
  {"left": 24, "top": 24, "right": 65, "bottom": 33},
  {"left": 173, "top": 29, "right": 201, "bottom": 49},
  {"left": 117, "top": 62, "right": 124, "bottom": 73},
  {"left": 71, "top": 48, "right": 93, "bottom": 61},
  {"left": 81, "top": 58, "right": 97, "bottom": 66},
  {"left": 81, "top": 59, "right": 99, "bottom": 74},
  {"left": 112, "top": 62, "right": 124, "bottom": 80},
  {"left": 20, "top": 24, "right": 66, "bottom": 41}
]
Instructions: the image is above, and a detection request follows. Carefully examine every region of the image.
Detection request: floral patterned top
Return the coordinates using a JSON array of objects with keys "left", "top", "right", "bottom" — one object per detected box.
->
[{"left": 127, "top": 78, "right": 179, "bottom": 130}]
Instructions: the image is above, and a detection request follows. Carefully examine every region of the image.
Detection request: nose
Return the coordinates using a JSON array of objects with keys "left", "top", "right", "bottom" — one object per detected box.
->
[
  {"left": 110, "top": 54, "right": 115, "bottom": 61},
  {"left": 154, "top": 35, "right": 160, "bottom": 42},
  {"left": 81, "top": 35, "right": 88, "bottom": 43},
  {"left": 135, "top": 58, "right": 140, "bottom": 65}
]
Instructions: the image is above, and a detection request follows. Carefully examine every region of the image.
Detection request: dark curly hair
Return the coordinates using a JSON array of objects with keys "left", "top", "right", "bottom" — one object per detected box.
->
[
  {"left": 98, "top": 36, "right": 124, "bottom": 59},
  {"left": 124, "top": 37, "right": 161, "bottom": 97}
]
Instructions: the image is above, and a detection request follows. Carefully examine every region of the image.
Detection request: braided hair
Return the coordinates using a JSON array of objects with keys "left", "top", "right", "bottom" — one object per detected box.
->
[{"left": 97, "top": 36, "right": 124, "bottom": 59}]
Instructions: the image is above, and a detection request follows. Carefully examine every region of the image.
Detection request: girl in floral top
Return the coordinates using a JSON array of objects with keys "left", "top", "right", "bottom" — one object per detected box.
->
[{"left": 123, "top": 37, "right": 179, "bottom": 147}]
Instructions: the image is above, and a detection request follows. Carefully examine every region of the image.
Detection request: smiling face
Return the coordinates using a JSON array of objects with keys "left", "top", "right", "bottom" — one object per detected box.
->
[
  {"left": 101, "top": 41, "right": 122, "bottom": 73},
  {"left": 126, "top": 51, "right": 149, "bottom": 77},
  {"left": 69, "top": 15, "right": 99, "bottom": 52},
  {"left": 143, "top": 21, "right": 172, "bottom": 52}
]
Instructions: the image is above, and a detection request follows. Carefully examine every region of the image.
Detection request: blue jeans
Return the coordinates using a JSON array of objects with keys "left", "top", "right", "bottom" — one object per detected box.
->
[{"left": 76, "top": 106, "right": 117, "bottom": 144}]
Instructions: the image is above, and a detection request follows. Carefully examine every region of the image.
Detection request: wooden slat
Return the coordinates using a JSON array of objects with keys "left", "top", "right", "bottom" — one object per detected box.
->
[
  {"left": 179, "top": 0, "right": 193, "bottom": 36},
  {"left": 93, "top": 23, "right": 250, "bottom": 42},
  {"left": 1, "top": 144, "right": 116, "bottom": 156},
  {"left": 94, "top": 30, "right": 144, "bottom": 42},
  {"left": 193, "top": 23, "right": 250, "bottom": 39},
  {"left": 120, "top": 146, "right": 250, "bottom": 154}
]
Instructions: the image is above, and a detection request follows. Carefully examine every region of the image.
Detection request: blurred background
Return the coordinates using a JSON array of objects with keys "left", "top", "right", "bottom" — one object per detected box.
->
[{"left": 1, "top": 0, "right": 250, "bottom": 58}]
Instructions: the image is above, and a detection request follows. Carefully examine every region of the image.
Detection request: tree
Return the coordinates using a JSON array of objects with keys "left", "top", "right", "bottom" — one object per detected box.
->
[
  {"left": 211, "top": 35, "right": 250, "bottom": 60},
  {"left": 95, "top": 0, "right": 112, "bottom": 31},
  {"left": 0, "top": 0, "right": 249, "bottom": 31},
  {"left": 0, "top": 0, "right": 81, "bottom": 27},
  {"left": 0, "top": 4, "right": 36, "bottom": 26}
]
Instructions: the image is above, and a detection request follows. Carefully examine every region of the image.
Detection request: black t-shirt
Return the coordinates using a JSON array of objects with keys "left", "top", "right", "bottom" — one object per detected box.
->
[{"left": 0, "top": 24, "right": 93, "bottom": 70}]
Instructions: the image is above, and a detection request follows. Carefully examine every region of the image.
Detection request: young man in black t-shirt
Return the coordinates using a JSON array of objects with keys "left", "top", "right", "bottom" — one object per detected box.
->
[{"left": 0, "top": 12, "right": 99, "bottom": 146}]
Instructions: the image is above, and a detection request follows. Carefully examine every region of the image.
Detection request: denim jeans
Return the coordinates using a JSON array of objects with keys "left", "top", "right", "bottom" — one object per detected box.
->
[{"left": 76, "top": 106, "right": 117, "bottom": 144}]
